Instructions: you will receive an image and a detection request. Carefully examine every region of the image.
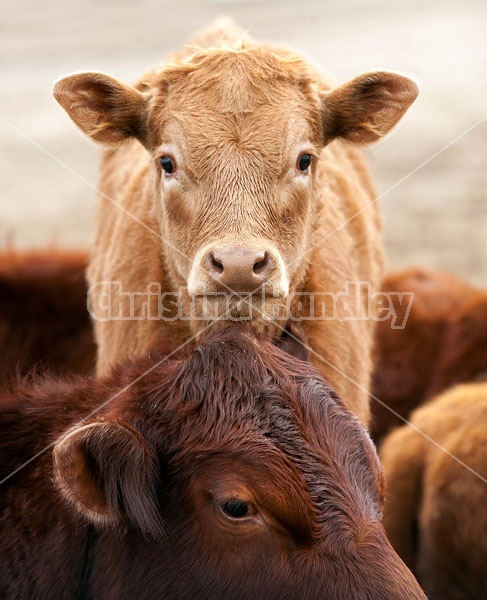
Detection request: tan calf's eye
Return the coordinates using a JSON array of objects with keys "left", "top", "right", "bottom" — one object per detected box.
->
[
  {"left": 160, "top": 155, "right": 175, "bottom": 174},
  {"left": 297, "top": 153, "right": 312, "bottom": 171}
]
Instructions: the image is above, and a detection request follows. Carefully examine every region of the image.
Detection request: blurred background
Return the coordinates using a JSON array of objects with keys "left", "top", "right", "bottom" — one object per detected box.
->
[{"left": 1, "top": 0, "right": 485, "bottom": 285}]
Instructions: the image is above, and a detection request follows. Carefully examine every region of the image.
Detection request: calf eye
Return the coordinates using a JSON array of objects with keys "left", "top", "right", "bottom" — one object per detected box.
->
[
  {"left": 221, "top": 500, "right": 255, "bottom": 519},
  {"left": 160, "top": 155, "right": 175, "bottom": 174},
  {"left": 297, "top": 153, "right": 312, "bottom": 171}
]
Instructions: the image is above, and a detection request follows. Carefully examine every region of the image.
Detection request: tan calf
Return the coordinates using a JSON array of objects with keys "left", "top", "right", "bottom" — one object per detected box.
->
[{"left": 54, "top": 21, "right": 418, "bottom": 424}]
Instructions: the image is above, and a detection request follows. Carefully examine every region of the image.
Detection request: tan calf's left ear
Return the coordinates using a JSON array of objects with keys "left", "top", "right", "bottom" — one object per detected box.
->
[
  {"left": 322, "top": 71, "right": 419, "bottom": 145},
  {"left": 53, "top": 71, "right": 149, "bottom": 146}
]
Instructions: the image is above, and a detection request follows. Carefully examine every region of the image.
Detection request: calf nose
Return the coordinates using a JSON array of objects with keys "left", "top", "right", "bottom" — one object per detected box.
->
[{"left": 206, "top": 245, "right": 272, "bottom": 293}]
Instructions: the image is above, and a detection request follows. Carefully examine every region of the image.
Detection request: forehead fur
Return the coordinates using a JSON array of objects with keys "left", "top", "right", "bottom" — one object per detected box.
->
[
  {"left": 145, "top": 41, "right": 322, "bottom": 112},
  {"left": 140, "top": 42, "right": 324, "bottom": 158},
  {"left": 131, "top": 330, "right": 382, "bottom": 535}
]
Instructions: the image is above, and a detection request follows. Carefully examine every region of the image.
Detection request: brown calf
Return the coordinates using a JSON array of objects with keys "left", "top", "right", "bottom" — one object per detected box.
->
[
  {"left": 0, "top": 248, "right": 95, "bottom": 383},
  {"left": 370, "top": 267, "right": 487, "bottom": 442},
  {"left": 380, "top": 382, "right": 487, "bottom": 600},
  {"left": 53, "top": 20, "right": 418, "bottom": 424},
  {"left": 0, "top": 329, "right": 425, "bottom": 599}
]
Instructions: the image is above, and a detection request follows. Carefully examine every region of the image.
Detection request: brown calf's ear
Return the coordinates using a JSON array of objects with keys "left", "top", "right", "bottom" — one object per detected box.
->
[
  {"left": 322, "top": 71, "right": 418, "bottom": 145},
  {"left": 53, "top": 420, "right": 163, "bottom": 538},
  {"left": 275, "top": 325, "right": 310, "bottom": 363},
  {"left": 53, "top": 72, "right": 148, "bottom": 146}
]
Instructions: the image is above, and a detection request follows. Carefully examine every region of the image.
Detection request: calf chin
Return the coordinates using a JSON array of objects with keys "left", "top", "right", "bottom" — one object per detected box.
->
[{"left": 187, "top": 308, "right": 285, "bottom": 344}]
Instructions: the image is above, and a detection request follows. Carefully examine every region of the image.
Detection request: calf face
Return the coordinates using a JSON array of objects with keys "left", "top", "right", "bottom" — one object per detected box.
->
[
  {"left": 53, "top": 32, "right": 417, "bottom": 337},
  {"left": 48, "top": 331, "right": 424, "bottom": 599}
]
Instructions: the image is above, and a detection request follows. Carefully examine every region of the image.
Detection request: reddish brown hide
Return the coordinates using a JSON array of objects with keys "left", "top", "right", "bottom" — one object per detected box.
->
[
  {"left": 380, "top": 382, "right": 487, "bottom": 600},
  {"left": 0, "top": 249, "right": 95, "bottom": 383},
  {"left": 370, "top": 267, "right": 487, "bottom": 443},
  {"left": 0, "top": 330, "right": 425, "bottom": 599}
]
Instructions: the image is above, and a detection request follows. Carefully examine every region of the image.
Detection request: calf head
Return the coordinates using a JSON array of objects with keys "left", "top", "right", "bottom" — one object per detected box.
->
[
  {"left": 53, "top": 330, "right": 425, "bottom": 599},
  {"left": 53, "top": 36, "right": 417, "bottom": 336}
]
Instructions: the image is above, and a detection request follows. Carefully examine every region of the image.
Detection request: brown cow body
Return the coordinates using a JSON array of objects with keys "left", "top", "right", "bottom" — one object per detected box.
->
[
  {"left": 0, "top": 249, "right": 95, "bottom": 383},
  {"left": 370, "top": 267, "right": 487, "bottom": 442},
  {"left": 54, "top": 20, "right": 419, "bottom": 424},
  {"left": 0, "top": 330, "right": 425, "bottom": 599},
  {"left": 380, "top": 382, "right": 487, "bottom": 600}
]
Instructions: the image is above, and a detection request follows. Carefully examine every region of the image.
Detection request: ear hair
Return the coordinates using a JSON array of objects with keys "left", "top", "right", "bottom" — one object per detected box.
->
[
  {"left": 53, "top": 420, "right": 164, "bottom": 539},
  {"left": 322, "top": 71, "right": 419, "bottom": 145},
  {"left": 53, "top": 71, "right": 149, "bottom": 146}
]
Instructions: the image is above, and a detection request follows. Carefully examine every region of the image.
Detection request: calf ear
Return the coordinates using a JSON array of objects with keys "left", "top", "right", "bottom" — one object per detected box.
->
[
  {"left": 276, "top": 325, "right": 310, "bottom": 363},
  {"left": 53, "top": 420, "right": 163, "bottom": 538},
  {"left": 53, "top": 72, "right": 148, "bottom": 146},
  {"left": 322, "top": 71, "right": 418, "bottom": 145}
]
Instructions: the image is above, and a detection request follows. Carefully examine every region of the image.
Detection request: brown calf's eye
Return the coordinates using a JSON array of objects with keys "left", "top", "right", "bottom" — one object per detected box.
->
[
  {"left": 160, "top": 155, "right": 175, "bottom": 174},
  {"left": 221, "top": 500, "right": 254, "bottom": 519},
  {"left": 298, "top": 153, "right": 312, "bottom": 171}
]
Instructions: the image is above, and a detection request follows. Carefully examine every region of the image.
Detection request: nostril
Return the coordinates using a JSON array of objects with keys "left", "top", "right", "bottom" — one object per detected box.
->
[
  {"left": 253, "top": 253, "right": 268, "bottom": 275},
  {"left": 210, "top": 252, "right": 224, "bottom": 273}
]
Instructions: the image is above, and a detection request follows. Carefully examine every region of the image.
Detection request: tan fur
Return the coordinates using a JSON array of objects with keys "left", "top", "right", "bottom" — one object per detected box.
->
[
  {"left": 380, "top": 382, "right": 487, "bottom": 599},
  {"left": 54, "top": 22, "right": 418, "bottom": 424}
]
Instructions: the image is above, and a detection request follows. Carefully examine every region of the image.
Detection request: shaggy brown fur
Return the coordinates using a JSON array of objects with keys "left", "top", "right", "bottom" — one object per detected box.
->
[
  {"left": 0, "top": 249, "right": 95, "bottom": 383},
  {"left": 0, "top": 329, "right": 425, "bottom": 599},
  {"left": 380, "top": 382, "right": 487, "bottom": 600},
  {"left": 370, "top": 267, "right": 487, "bottom": 442},
  {"left": 53, "top": 20, "right": 418, "bottom": 424}
]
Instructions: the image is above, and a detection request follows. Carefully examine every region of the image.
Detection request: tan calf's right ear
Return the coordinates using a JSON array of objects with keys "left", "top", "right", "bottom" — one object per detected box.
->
[{"left": 53, "top": 72, "right": 148, "bottom": 146}]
